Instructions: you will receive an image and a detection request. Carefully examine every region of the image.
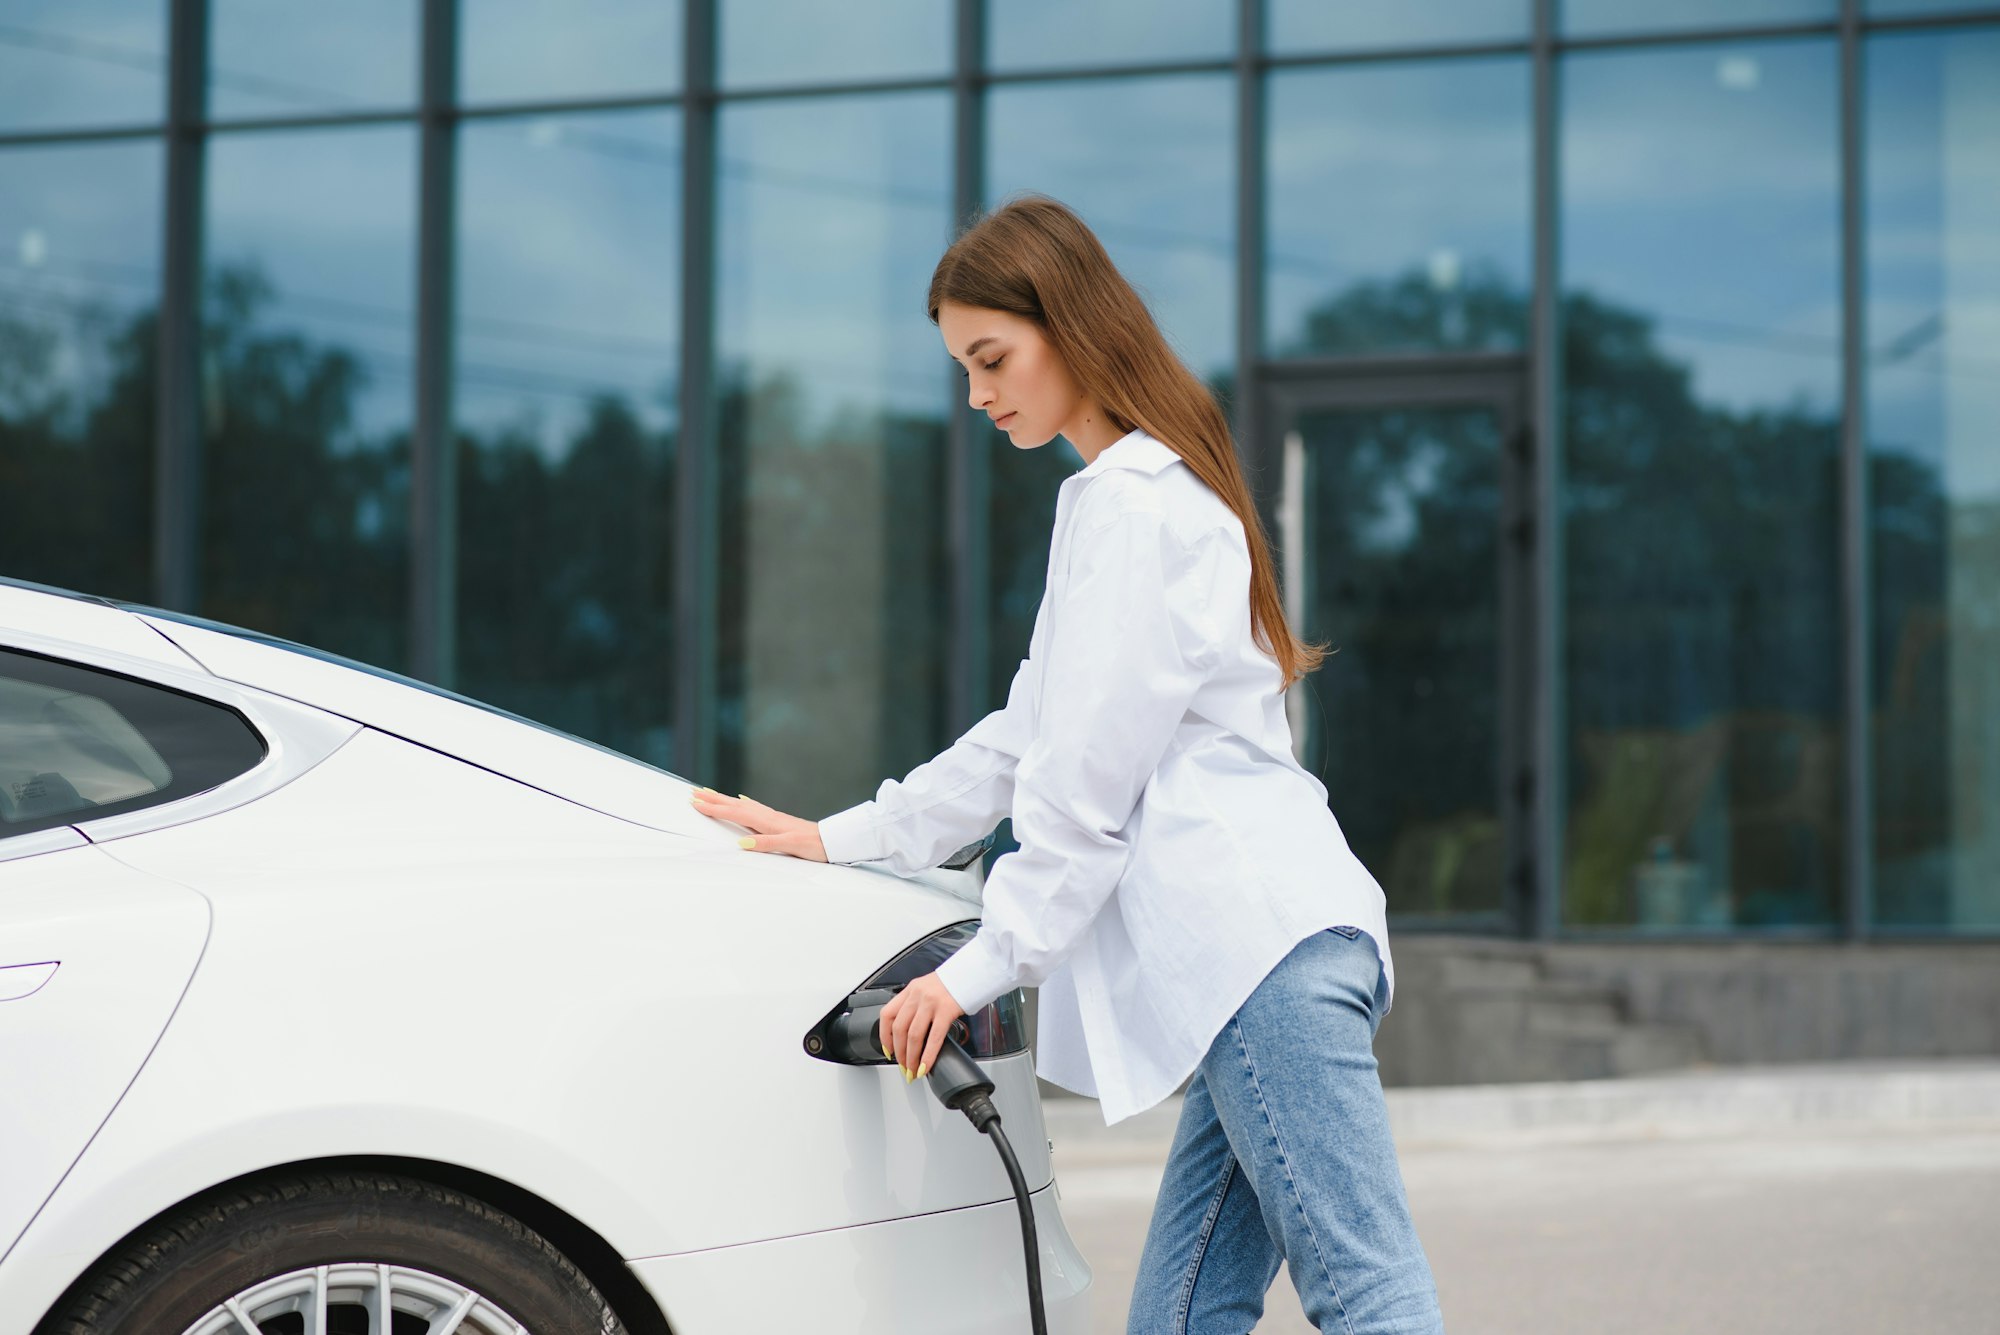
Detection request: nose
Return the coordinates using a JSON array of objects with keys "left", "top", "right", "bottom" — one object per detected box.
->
[{"left": 966, "top": 378, "right": 992, "bottom": 411}]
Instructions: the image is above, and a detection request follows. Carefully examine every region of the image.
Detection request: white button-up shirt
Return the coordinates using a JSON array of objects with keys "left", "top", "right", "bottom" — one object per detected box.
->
[{"left": 817, "top": 426, "right": 1394, "bottom": 1125}]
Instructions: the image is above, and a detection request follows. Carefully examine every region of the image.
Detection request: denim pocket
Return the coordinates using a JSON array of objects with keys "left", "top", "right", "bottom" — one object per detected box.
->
[{"left": 1328, "top": 924, "right": 1362, "bottom": 939}]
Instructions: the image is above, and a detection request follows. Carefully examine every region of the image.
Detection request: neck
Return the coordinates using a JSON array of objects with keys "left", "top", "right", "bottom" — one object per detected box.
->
[{"left": 1063, "top": 409, "right": 1131, "bottom": 465}]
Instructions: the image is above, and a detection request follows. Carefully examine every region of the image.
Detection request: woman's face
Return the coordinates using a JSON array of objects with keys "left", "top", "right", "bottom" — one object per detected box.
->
[{"left": 937, "top": 300, "right": 1090, "bottom": 451}]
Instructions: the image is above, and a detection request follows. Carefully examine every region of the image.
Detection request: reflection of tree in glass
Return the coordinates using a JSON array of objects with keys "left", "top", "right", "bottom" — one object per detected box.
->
[
  {"left": 1560, "top": 284, "right": 1845, "bottom": 927},
  {"left": 0, "top": 281, "right": 155, "bottom": 603},
  {"left": 1870, "top": 430, "right": 1972, "bottom": 928},
  {"left": 710, "top": 357, "right": 948, "bottom": 816},
  {"left": 456, "top": 386, "right": 678, "bottom": 771},
  {"left": 199, "top": 263, "right": 409, "bottom": 673},
  {"left": 1298, "top": 400, "right": 1504, "bottom": 924},
  {"left": 1292, "top": 257, "right": 1527, "bottom": 356}
]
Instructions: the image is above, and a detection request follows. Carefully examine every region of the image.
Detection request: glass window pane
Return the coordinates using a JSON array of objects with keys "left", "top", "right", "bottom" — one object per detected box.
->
[
  {"left": 987, "top": 0, "right": 1232, "bottom": 72},
  {"left": 207, "top": 0, "right": 416, "bottom": 119},
  {"left": 1287, "top": 404, "right": 1512, "bottom": 926},
  {"left": 719, "top": 0, "right": 947, "bottom": 89},
  {"left": 454, "top": 111, "right": 682, "bottom": 769},
  {"left": 1265, "top": 57, "right": 1531, "bottom": 357},
  {"left": 1865, "top": 27, "right": 2000, "bottom": 932},
  {"left": 0, "top": 140, "right": 160, "bottom": 601},
  {"left": 0, "top": 0, "right": 164, "bottom": 131},
  {"left": 1560, "top": 40, "right": 1843, "bottom": 931},
  {"left": 1268, "top": 1, "right": 1525, "bottom": 54},
  {"left": 1867, "top": 0, "right": 2000, "bottom": 13},
  {"left": 203, "top": 127, "right": 415, "bottom": 672},
  {"left": 1561, "top": 0, "right": 1835, "bottom": 39},
  {"left": 459, "top": 0, "right": 683, "bottom": 106},
  {"left": 715, "top": 92, "right": 952, "bottom": 814},
  {"left": 984, "top": 74, "right": 1234, "bottom": 705}
]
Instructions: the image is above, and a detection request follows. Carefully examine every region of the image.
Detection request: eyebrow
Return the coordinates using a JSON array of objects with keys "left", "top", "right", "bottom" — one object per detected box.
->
[{"left": 959, "top": 336, "right": 999, "bottom": 359}]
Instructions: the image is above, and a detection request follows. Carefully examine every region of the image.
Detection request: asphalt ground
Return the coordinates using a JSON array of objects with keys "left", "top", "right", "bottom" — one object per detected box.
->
[{"left": 1042, "top": 1060, "right": 2000, "bottom": 1334}]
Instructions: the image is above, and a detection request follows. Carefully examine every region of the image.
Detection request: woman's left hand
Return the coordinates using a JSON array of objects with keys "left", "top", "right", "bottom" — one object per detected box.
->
[{"left": 878, "top": 972, "right": 965, "bottom": 1082}]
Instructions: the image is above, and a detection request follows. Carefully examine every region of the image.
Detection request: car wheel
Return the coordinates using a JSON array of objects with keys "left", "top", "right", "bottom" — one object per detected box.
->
[{"left": 41, "top": 1169, "right": 626, "bottom": 1335}]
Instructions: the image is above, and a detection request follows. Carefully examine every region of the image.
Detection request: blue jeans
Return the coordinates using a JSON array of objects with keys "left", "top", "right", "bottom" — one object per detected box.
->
[{"left": 1127, "top": 926, "right": 1446, "bottom": 1334}]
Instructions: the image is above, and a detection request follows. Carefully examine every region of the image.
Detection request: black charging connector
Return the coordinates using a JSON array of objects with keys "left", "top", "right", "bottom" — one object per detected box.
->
[{"left": 837, "top": 998, "right": 1049, "bottom": 1335}]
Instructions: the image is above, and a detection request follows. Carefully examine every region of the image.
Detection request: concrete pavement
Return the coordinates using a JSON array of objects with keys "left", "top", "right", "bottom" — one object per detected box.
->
[{"left": 1041, "top": 1059, "right": 2000, "bottom": 1334}]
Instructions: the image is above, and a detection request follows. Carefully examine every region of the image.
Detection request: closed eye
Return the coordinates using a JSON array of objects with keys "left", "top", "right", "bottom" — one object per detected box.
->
[{"left": 958, "top": 357, "right": 1004, "bottom": 378}]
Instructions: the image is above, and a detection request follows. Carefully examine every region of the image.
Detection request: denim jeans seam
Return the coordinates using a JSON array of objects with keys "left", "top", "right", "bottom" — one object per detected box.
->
[
  {"left": 1229, "top": 1016, "right": 1356, "bottom": 1335},
  {"left": 1172, "top": 1154, "right": 1238, "bottom": 1335}
]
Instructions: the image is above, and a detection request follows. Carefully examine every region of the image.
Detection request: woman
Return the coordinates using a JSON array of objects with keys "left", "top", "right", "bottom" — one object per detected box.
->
[{"left": 690, "top": 194, "right": 1446, "bottom": 1334}]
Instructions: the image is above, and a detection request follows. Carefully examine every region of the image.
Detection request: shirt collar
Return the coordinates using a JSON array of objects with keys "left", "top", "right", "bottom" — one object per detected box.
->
[{"left": 1072, "top": 427, "right": 1183, "bottom": 480}]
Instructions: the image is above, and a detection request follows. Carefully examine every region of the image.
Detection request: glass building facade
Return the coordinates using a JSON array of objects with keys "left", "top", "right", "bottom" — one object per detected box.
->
[{"left": 3, "top": 1, "right": 1995, "bottom": 944}]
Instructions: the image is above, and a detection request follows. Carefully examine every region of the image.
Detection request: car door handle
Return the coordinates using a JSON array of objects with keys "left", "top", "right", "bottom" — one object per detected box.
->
[{"left": 0, "top": 961, "right": 58, "bottom": 1002}]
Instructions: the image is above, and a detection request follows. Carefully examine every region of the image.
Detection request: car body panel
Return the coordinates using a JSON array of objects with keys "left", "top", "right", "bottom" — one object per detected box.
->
[
  {"left": 0, "top": 583, "right": 201, "bottom": 673},
  {"left": 135, "top": 611, "right": 729, "bottom": 846},
  {"left": 0, "top": 826, "right": 89, "bottom": 865},
  {"left": 0, "top": 843, "right": 210, "bottom": 1264},
  {"left": 0, "top": 582, "right": 1046, "bottom": 1334},
  {"left": 629, "top": 1182, "right": 1094, "bottom": 1334},
  {"left": 0, "top": 724, "right": 1048, "bottom": 1331}
]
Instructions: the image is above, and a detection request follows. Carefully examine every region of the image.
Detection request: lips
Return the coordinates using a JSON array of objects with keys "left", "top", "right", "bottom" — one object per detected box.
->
[{"left": 995, "top": 412, "right": 1017, "bottom": 427}]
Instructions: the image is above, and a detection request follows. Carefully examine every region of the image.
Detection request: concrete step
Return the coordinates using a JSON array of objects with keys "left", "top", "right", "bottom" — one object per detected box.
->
[
  {"left": 1525, "top": 1031, "right": 1617, "bottom": 1081},
  {"left": 1436, "top": 953, "right": 1542, "bottom": 991},
  {"left": 1377, "top": 1057, "right": 2000, "bottom": 1147},
  {"left": 1523, "top": 982, "right": 1627, "bottom": 1038},
  {"left": 1610, "top": 1022, "right": 1708, "bottom": 1077},
  {"left": 1041, "top": 1058, "right": 2000, "bottom": 1157}
]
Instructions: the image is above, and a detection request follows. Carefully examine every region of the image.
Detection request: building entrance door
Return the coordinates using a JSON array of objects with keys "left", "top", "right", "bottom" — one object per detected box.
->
[{"left": 1257, "top": 355, "right": 1534, "bottom": 936}]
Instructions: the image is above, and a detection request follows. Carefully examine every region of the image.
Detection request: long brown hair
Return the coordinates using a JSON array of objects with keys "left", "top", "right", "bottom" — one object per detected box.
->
[{"left": 928, "top": 192, "right": 1330, "bottom": 691}]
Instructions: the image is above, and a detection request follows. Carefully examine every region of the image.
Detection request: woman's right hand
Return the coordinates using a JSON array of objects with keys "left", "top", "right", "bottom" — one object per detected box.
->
[{"left": 688, "top": 787, "right": 829, "bottom": 862}]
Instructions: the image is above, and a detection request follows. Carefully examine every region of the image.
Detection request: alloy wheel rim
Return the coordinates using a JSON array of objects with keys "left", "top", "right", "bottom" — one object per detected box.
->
[{"left": 178, "top": 1261, "right": 530, "bottom": 1335}]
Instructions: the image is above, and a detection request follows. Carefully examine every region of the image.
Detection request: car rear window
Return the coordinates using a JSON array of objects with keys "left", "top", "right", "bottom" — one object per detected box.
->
[{"left": 0, "top": 647, "right": 267, "bottom": 839}]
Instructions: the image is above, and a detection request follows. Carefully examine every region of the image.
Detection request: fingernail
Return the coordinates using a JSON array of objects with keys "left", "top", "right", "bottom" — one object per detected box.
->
[
  {"left": 917, "top": 1062, "right": 928, "bottom": 1079},
  {"left": 904, "top": 1067, "right": 915, "bottom": 1084},
  {"left": 738, "top": 836, "right": 756, "bottom": 849},
  {"left": 695, "top": 786, "right": 715, "bottom": 795},
  {"left": 738, "top": 792, "right": 748, "bottom": 799}
]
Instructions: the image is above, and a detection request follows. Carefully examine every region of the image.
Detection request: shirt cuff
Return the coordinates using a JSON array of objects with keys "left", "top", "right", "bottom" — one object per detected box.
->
[
  {"left": 816, "top": 802, "right": 887, "bottom": 865},
  {"left": 935, "top": 931, "right": 1016, "bottom": 1015}
]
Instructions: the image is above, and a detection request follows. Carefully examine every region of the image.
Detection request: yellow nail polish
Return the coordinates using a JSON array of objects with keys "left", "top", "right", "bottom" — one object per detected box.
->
[
  {"left": 917, "top": 1062, "right": 928, "bottom": 1079},
  {"left": 739, "top": 836, "right": 756, "bottom": 849},
  {"left": 904, "top": 1067, "right": 914, "bottom": 1083}
]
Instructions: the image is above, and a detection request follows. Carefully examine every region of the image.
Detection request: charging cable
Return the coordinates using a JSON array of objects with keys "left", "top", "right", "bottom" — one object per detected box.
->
[{"left": 829, "top": 1002, "right": 1049, "bottom": 1335}]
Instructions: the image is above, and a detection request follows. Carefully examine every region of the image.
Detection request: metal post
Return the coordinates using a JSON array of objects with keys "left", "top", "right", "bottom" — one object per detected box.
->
[
  {"left": 155, "top": 0, "right": 207, "bottom": 612},
  {"left": 1235, "top": 0, "right": 1265, "bottom": 503},
  {"left": 948, "top": 0, "right": 989, "bottom": 733},
  {"left": 1839, "top": 0, "right": 1871, "bottom": 941},
  {"left": 1530, "top": 0, "right": 1562, "bottom": 942},
  {"left": 410, "top": 0, "right": 458, "bottom": 684},
  {"left": 674, "top": 0, "right": 719, "bottom": 782}
]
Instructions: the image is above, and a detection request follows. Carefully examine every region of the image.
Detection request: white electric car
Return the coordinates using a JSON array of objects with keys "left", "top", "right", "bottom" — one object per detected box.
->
[{"left": 0, "top": 575, "right": 1091, "bottom": 1335}]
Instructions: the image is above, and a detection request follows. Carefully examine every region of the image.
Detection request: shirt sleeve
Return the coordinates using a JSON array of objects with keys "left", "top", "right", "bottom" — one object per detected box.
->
[
  {"left": 935, "top": 504, "right": 1225, "bottom": 1015},
  {"left": 816, "top": 643, "right": 1039, "bottom": 876}
]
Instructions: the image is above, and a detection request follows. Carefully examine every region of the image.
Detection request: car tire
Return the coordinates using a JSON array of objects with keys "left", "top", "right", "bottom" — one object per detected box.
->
[{"left": 40, "top": 1168, "right": 627, "bottom": 1335}]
